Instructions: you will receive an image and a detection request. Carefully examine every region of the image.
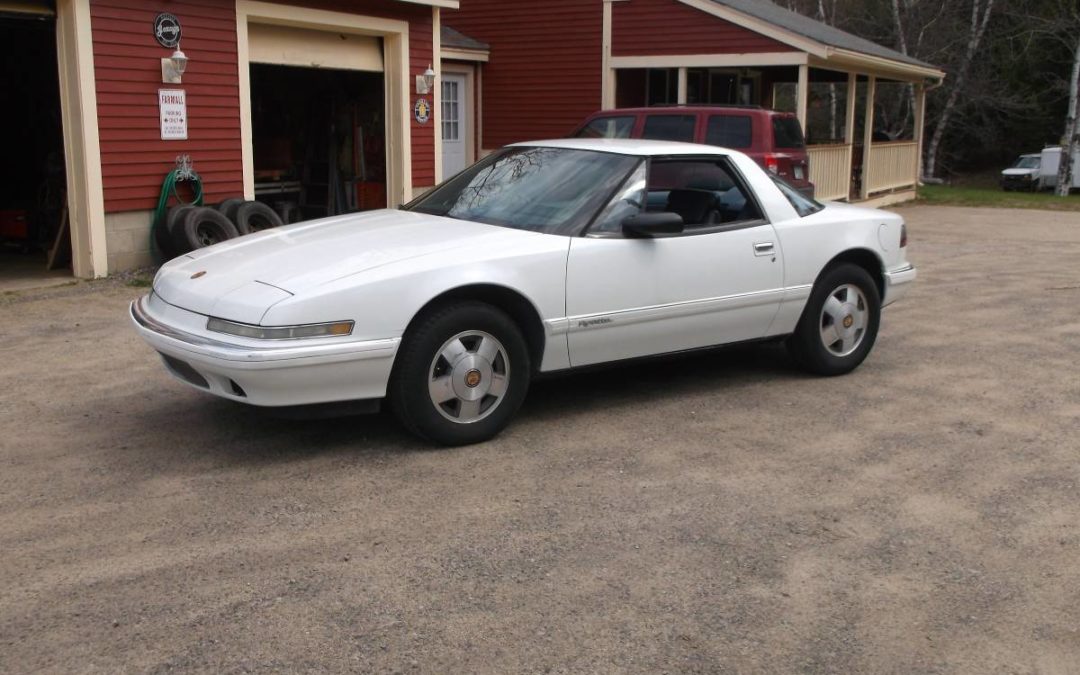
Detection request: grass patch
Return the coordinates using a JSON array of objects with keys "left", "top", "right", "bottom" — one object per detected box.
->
[
  {"left": 916, "top": 184, "right": 1080, "bottom": 212},
  {"left": 125, "top": 276, "right": 153, "bottom": 288}
]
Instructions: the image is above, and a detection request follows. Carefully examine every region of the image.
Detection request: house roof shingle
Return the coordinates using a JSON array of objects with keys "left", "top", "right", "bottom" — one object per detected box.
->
[
  {"left": 709, "top": 0, "right": 938, "bottom": 71},
  {"left": 441, "top": 25, "right": 489, "bottom": 52}
]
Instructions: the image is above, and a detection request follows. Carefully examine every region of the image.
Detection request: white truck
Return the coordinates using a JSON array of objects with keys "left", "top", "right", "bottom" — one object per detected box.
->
[
  {"left": 1038, "top": 146, "right": 1080, "bottom": 191},
  {"left": 1000, "top": 153, "right": 1041, "bottom": 191}
]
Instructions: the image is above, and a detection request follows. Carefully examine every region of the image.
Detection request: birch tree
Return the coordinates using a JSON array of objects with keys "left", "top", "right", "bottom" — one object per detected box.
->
[
  {"left": 1054, "top": 38, "right": 1080, "bottom": 196},
  {"left": 923, "top": 0, "right": 995, "bottom": 179}
]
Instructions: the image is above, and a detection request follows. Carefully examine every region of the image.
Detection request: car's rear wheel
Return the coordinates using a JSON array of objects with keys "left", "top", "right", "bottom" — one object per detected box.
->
[
  {"left": 788, "top": 263, "right": 881, "bottom": 376},
  {"left": 389, "top": 302, "right": 530, "bottom": 446}
]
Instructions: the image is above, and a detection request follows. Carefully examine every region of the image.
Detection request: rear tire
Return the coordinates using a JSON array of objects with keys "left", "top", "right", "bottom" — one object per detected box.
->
[
  {"left": 389, "top": 302, "right": 531, "bottom": 446},
  {"left": 787, "top": 263, "right": 881, "bottom": 376},
  {"left": 158, "top": 204, "right": 197, "bottom": 259},
  {"left": 234, "top": 201, "right": 284, "bottom": 235},
  {"left": 215, "top": 197, "right": 246, "bottom": 223},
  {"left": 173, "top": 207, "right": 240, "bottom": 253}
]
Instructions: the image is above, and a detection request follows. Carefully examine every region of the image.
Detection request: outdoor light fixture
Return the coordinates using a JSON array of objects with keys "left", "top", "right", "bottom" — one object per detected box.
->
[
  {"left": 415, "top": 64, "right": 436, "bottom": 94},
  {"left": 161, "top": 47, "right": 189, "bottom": 84}
]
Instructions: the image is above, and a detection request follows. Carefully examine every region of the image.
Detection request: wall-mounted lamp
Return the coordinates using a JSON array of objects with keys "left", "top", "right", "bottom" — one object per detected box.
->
[
  {"left": 161, "top": 48, "right": 189, "bottom": 84},
  {"left": 415, "top": 64, "right": 436, "bottom": 95}
]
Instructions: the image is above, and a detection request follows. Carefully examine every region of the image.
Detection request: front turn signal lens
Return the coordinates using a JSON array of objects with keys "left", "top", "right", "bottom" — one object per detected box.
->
[{"left": 207, "top": 318, "right": 355, "bottom": 340}]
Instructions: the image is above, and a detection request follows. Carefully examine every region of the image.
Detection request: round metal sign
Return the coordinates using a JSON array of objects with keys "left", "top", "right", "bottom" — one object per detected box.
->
[
  {"left": 414, "top": 97, "right": 431, "bottom": 125},
  {"left": 154, "top": 13, "right": 182, "bottom": 49}
]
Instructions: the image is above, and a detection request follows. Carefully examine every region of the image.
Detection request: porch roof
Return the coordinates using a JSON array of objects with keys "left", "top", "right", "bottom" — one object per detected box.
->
[{"left": 702, "top": 0, "right": 945, "bottom": 81}]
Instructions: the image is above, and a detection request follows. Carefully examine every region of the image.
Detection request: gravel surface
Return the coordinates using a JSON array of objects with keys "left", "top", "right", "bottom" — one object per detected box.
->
[{"left": 1, "top": 205, "right": 1078, "bottom": 673}]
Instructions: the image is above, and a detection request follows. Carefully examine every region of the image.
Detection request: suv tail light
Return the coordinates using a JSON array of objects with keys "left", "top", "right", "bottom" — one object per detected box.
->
[
  {"left": 764, "top": 154, "right": 780, "bottom": 175},
  {"left": 900, "top": 223, "right": 908, "bottom": 248}
]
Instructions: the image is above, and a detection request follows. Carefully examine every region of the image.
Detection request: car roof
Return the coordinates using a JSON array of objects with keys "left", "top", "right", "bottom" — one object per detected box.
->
[{"left": 508, "top": 138, "right": 739, "bottom": 157}]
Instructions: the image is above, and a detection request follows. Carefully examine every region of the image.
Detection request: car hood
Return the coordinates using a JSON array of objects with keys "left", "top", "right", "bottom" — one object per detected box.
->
[
  {"left": 153, "top": 209, "right": 537, "bottom": 322},
  {"left": 1002, "top": 168, "right": 1038, "bottom": 176}
]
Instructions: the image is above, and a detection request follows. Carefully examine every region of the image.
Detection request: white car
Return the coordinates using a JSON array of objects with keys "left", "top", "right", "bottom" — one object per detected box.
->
[{"left": 131, "top": 138, "right": 915, "bottom": 445}]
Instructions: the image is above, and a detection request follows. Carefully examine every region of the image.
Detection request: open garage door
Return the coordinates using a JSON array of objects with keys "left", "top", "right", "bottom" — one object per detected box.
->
[
  {"left": 248, "top": 24, "right": 387, "bottom": 222},
  {"left": 0, "top": 3, "right": 72, "bottom": 290}
]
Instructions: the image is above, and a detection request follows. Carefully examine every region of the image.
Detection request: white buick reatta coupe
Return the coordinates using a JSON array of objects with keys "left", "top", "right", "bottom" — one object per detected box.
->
[{"left": 132, "top": 139, "right": 915, "bottom": 445}]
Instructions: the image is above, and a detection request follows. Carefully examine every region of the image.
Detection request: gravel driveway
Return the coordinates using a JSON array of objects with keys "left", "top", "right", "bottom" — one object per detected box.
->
[{"left": 2, "top": 205, "right": 1078, "bottom": 673}]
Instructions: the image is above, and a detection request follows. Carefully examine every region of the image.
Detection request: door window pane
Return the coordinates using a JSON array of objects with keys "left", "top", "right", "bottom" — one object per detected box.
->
[
  {"left": 442, "top": 80, "right": 460, "bottom": 141},
  {"left": 575, "top": 116, "right": 635, "bottom": 138}
]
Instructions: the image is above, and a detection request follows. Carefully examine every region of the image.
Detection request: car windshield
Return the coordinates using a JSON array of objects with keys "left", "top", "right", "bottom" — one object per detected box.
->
[
  {"left": 1013, "top": 156, "right": 1040, "bottom": 169},
  {"left": 405, "top": 147, "right": 639, "bottom": 235},
  {"left": 771, "top": 175, "right": 823, "bottom": 217}
]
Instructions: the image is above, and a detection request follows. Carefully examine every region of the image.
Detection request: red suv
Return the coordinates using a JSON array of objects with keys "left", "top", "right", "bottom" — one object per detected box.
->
[{"left": 573, "top": 106, "right": 814, "bottom": 197}]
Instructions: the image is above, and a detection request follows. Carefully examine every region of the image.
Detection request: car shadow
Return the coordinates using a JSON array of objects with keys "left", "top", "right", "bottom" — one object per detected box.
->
[{"left": 121, "top": 341, "right": 802, "bottom": 467}]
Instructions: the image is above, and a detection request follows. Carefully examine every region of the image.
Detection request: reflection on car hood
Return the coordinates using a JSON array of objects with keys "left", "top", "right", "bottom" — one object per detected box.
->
[{"left": 153, "top": 209, "right": 540, "bottom": 319}]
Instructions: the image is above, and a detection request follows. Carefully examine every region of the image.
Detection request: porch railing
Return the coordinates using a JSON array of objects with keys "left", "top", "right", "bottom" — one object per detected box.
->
[
  {"left": 807, "top": 144, "right": 852, "bottom": 201},
  {"left": 866, "top": 141, "right": 918, "bottom": 194}
]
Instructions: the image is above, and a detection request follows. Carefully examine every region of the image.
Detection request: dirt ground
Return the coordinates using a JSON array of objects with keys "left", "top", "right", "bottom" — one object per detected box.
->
[{"left": 1, "top": 205, "right": 1079, "bottom": 673}]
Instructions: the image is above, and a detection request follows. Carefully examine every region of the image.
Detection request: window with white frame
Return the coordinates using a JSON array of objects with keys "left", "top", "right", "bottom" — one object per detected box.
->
[{"left": 442, "top": 80, "right": 460, "bottom": 141}]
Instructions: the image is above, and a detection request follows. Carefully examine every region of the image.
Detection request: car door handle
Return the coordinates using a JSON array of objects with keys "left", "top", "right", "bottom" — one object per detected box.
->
[{"left": 753, "top": 242, "right": 775, "bottom": 257}]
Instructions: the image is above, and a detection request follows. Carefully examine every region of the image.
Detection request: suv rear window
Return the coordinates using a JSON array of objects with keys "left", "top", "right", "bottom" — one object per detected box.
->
[
  {"left": 772, "top": 117, "right": 805, "bottom": 149},
  {"left": 642, "top": 115, "right": 696, "bottom": 142},
  {"left": 575, "top": 116, "right": 635, "bottom": 139},
  {"left": 705, "top": 115, "right": 752, "bottom": 149}
]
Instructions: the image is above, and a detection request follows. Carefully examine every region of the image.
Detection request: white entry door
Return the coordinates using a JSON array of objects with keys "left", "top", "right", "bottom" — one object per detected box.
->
[{"left": 441, "top": 74, "right": 467, "bottom": 178}]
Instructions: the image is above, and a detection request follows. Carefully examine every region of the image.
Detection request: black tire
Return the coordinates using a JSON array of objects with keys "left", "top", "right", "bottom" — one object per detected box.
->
[
  {"left": 234, "top": 201, "right": 285, "bottom": 235},
  {"left": 157, "top": 204, "right": 197, "bottom": 259},
  {"left": 173, "top": 207, "right": 241, "bottom": 253},
  {"left": 787, "top": 263, "right": 881, "bottom": 376},
  {"left": 215, "top": 197, "right": 246, "bottom": 223},
  {"left": 388, "top": 302, "right": 531, "bottom": 446}
]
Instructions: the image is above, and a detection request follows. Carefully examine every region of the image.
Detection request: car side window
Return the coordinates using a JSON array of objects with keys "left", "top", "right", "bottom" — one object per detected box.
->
[
  {"left": 705, "top": 115, "right": 752, "bottom": 149},
  {"left": 575, "top": 116, "right": 635, "bottom": 139},
  {"left": 646, "top": 159, "right": 763, "bottom": 230},
  {"left": 642, "top": 115, "right": 696, "bottom": 142}
]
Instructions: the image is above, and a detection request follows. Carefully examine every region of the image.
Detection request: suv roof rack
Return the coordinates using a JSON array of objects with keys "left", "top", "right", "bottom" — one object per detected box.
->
[{"left": 649, "top": 104, "right": 764, "bottom": 110}]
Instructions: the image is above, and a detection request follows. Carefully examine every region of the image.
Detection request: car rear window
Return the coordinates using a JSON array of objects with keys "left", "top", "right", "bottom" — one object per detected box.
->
[
  {"left": 772, "top": 116, "right": 805, "bottom": 149},
  {"left": 575, "top": 116, "right": 635, "bottom": 139},
  {"left": 642, "top": 115, "right": 696, "bottom": 143},
  {"left": 705, "top": 115, "right": 752, "bottom": 149}
]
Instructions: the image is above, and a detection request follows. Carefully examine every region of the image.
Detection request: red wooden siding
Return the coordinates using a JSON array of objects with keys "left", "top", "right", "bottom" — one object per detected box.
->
[
  {"left": 91, "top": 0, "right": 243, "bottom": 213},
  {"left": 446, "top": 0, "right": 603, "bottom": 147},
  {"left": 91, "top": 0, "right": 435, "bottom": 213},
  {"left": 612, "top": 0, "right": 794, "bottom": 56}
]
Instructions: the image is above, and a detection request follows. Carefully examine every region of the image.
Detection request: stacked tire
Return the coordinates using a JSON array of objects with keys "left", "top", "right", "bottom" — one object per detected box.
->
[{"left": 157, "top": 198, "right": 285, "bottom": 260}]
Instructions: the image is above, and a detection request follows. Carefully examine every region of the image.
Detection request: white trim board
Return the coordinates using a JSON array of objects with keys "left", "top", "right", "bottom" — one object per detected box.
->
[{"left": 610, "top": 52, "right": 807, "bottom": 69}]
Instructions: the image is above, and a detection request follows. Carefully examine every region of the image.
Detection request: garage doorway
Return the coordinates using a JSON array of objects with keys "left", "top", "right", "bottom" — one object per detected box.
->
[
  {"left": 0, "top": 9, "right": 71, "bottom": 290},
  {"left": 249, "top": 65, "right": 387, "bottom": 222}
]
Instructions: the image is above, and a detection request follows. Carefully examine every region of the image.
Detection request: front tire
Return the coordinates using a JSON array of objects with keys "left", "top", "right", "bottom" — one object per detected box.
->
[
  {"left": 787, "top": 263, "right": 881, "bottom": 376},
  {"left": 389, "top": 302, "right": 531, "bottom": 446}
]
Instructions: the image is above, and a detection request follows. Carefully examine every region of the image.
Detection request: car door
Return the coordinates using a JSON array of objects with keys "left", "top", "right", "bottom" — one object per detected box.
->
[{"left": 564, "top": 156, "right": 784, "bottom": 367}]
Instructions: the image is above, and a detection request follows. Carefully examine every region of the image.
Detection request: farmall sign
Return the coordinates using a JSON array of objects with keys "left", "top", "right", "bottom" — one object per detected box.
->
[{"left": 158, "top": 89, "right": 188, "bottom": 140}]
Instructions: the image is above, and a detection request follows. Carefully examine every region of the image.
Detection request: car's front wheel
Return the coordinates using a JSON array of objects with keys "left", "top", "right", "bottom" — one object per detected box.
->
[
  {"left": 389, "top": 302, "right": 531, "bottom": 446},
  {"left": 787, "top": 263, "right": 881, "bottom": 376}
]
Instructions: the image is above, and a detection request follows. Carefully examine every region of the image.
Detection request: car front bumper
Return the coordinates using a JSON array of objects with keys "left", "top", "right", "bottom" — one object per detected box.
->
[
  {"left": 883, "top": 263, "right": 916, "bottom": 307},
  {"left": 130, "top": 294, "right": 400, "bottom": 406}
]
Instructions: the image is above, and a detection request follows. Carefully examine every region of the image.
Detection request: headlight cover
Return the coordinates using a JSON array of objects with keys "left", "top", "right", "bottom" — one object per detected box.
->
[{"left": 207, "top": 317, "right": 354, "bottom": 340}]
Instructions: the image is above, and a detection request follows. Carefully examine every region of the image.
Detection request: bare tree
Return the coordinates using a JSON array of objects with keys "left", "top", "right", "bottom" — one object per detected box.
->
[
  {"left": 1054, "top": 38, "right": 1080, "bottom": 196},
  {"left": 923, "top": 0, "right": 995, "bottom": 179}
]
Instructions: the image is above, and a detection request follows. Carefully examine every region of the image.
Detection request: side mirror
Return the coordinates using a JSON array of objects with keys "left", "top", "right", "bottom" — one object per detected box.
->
[{"left": 622, "top": 212, "right": 684, "bottom": 238}]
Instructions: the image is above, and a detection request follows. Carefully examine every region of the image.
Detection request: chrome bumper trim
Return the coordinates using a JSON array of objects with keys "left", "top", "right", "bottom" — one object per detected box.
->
[{"left": 130, "top": 295, "right": 399, "bottom": 364}]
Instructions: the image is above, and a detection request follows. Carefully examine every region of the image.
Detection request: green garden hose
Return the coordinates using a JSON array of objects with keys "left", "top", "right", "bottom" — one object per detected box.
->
[{"left": 151, "top": 169, "right": 204, "bottom": 262}]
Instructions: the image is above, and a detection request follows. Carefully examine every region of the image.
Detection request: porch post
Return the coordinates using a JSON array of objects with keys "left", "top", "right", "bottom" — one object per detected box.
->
[
  {"left": 844, "top": 72, "right": 857, "bottom": 201},
  {"left": 797, "top": 63, "right": 809, "bottom": 129},
  {"left": 677, "top": 67, "right": 688, "bottom": 104},
  {"left": 844, "top": 72, "right": 857, "bottom": 144},
  {"left": 913, "top": 82, "right": 927, "bottom": 186},
  {"left": 860, "top": 74, "right": 876, "bottom": 200}
]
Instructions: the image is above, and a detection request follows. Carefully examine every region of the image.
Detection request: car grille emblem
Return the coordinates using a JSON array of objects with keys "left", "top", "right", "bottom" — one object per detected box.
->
[{"left": 190, "top": 271, "right": 207, "bottom": 279}]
